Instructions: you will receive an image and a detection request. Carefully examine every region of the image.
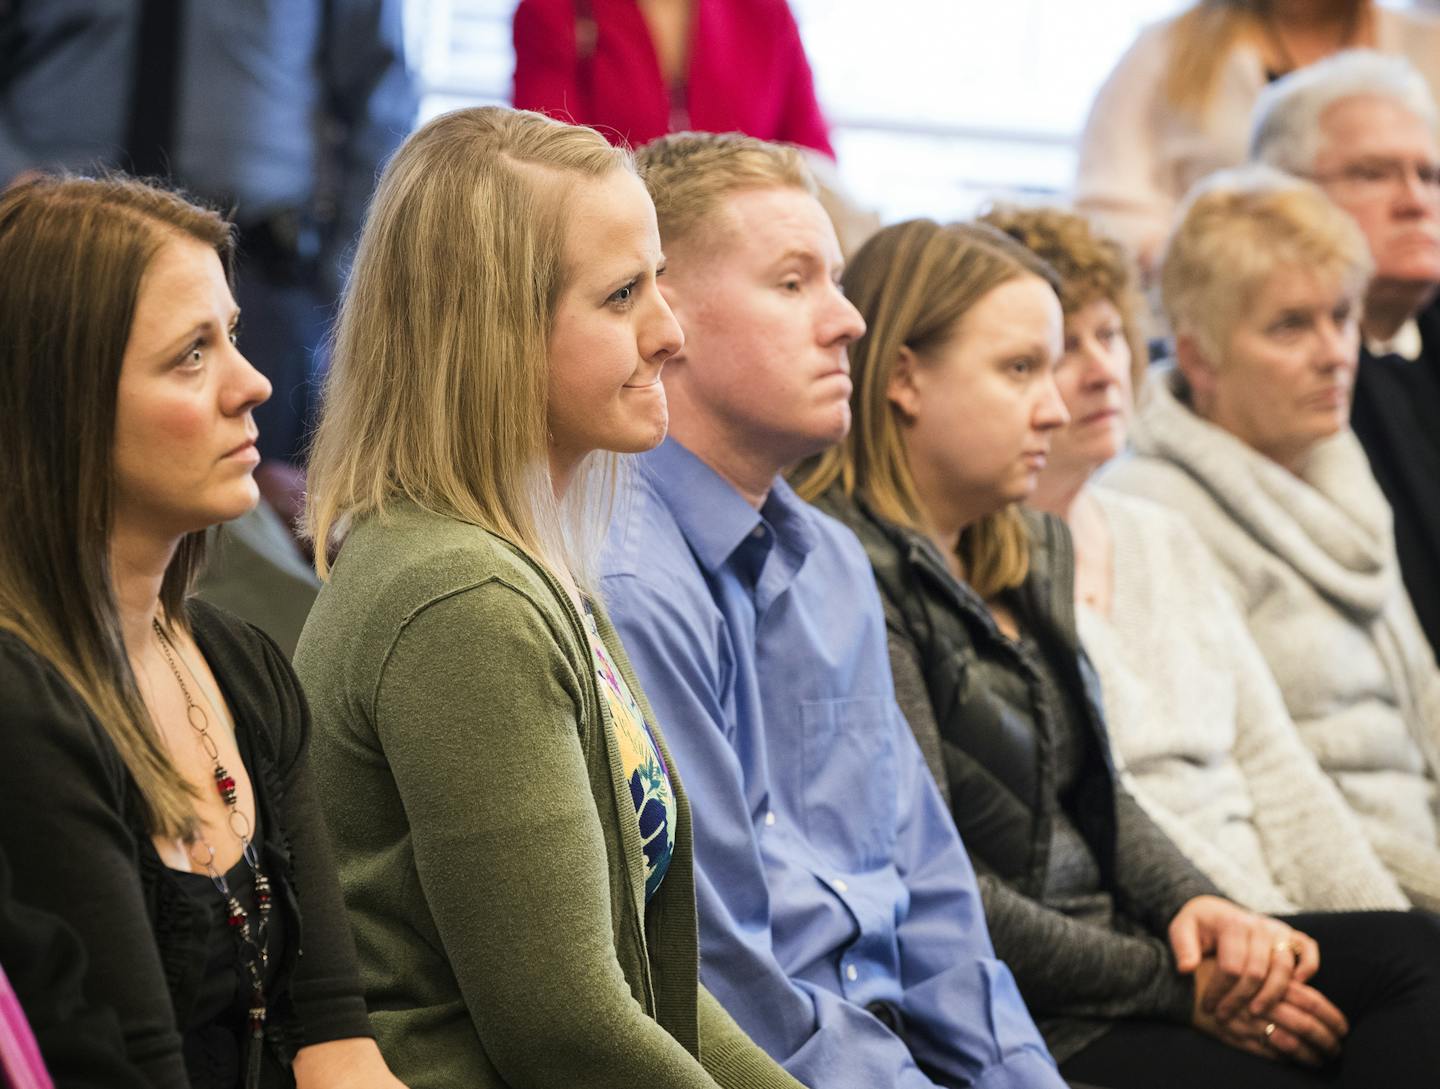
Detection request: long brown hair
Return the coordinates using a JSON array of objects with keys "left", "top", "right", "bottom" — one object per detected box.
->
[
  {"left": 0, "top": 174, "right": 233, "bottom": 837},
  {"left": 306, "top": 107, "right": 632, "bottom": 587},
  {"left": 794, "top": 219, "right": 1057, "bottom": 599}
]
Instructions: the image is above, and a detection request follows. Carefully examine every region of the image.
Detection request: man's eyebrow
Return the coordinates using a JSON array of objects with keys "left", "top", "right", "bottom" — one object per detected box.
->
[{"left": 768, "top": 247, "right": 821, "bottom": 269}]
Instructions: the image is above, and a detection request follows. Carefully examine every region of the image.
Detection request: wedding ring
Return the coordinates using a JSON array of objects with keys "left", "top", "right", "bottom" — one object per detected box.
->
[
  {"left": 1264, "top": 1022, "right": 1278, "bottom": 1039},
  {"left": 1273, "top": 938, "right": 1301, "bottom": 964}
]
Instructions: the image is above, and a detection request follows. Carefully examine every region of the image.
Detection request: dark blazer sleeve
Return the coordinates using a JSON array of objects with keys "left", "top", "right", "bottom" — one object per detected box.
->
[
  {"left": 0, "top": 844, "right": 149, "bottom": 1089},
  {"left": 190, "top": 602, "right": 374, "bottom": 1048},
  {"left": 0, "top": 636, "right": 190, "bottom": 1088}
]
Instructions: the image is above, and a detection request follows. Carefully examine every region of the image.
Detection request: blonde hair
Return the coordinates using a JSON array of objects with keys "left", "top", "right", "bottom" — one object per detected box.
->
[
  {"left": 0, "top": 174, "right": 232, "bottom": 838},
  {"left": 980, "top": 204, "right": 1150, "bottom": 394},
  {"left": 794, "top": 220, "right": 1058, "bottom": 600},
  {"left": 634, "top": 131, "right": 816, "bottom": 252},
  {"left": 1163, "top": 1, "right": 1369, "bottom": 117},
  {"left": 1161, "top": 164, "right": 1373, "bottom": 364},
  {"left": 306, "top": 107, "right": 632, "bottom": 586}
]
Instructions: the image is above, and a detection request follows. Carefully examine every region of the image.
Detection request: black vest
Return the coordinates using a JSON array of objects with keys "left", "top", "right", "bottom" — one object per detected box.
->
[{"left": 815, "top": 491, "right": 1120, "bottom": 898}]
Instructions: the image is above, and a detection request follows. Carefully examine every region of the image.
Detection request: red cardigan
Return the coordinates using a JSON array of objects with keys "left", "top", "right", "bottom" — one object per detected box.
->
[{"left": 512, "top": 0, "right": 834, "bottom": 157}]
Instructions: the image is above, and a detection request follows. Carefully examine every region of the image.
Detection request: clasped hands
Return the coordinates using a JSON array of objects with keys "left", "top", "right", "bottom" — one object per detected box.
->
[{"left": 1169, "top": 896, "right": 1347, "bottom": 1067}]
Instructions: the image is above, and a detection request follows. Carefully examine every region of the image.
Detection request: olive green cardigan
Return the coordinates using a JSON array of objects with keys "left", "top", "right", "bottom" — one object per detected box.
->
[{"left": 295, "top": 502, "right": 802, "bottom": 1089}]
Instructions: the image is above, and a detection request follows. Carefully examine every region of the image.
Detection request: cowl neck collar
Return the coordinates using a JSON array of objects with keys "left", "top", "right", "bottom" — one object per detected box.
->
[{"left": 1128, "top": 371, "right": 1398, "bottom": 618}]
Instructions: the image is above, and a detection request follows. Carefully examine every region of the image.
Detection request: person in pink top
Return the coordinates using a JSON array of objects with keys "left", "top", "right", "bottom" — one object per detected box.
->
[{"left": 512, "top": 0, "right": 834, "bottom": 157}]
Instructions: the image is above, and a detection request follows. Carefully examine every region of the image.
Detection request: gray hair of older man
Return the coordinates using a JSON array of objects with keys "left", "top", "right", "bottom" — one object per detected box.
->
[{"left": 1249, "top": 49, "right": 1438, "bottom": 175}]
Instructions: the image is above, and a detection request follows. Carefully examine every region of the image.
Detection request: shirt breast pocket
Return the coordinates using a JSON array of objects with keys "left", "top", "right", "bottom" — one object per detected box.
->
[{"left": 799, "top": 697, "right": 897, "bottom": 869}]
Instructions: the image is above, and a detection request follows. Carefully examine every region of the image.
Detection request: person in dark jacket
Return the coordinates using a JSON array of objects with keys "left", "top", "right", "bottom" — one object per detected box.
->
[
  {"left": 0, "top": 175, "right": 405, "bottom": 1089},
  {"left": 793, "top": 216, "right": 1440, "bottom": 1089},
  {"left": 0, "top": 845, "right": 148, "bottom": 1089}
]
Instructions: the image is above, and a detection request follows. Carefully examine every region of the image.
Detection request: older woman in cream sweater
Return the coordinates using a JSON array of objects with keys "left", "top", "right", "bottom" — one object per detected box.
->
[{"left": 1104, "top": 167, "right": 1440, "bottom": 912}]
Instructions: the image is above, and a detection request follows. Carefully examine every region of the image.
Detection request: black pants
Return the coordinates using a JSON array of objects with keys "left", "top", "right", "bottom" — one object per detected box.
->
[{"left": 1060, "top": 911, "right": 1440, "bottom": 1088}]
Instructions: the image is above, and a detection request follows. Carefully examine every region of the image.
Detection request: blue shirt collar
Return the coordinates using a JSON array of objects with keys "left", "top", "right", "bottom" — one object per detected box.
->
[{"left": 639, "top": 438, "right": 818, "bottom": 574}]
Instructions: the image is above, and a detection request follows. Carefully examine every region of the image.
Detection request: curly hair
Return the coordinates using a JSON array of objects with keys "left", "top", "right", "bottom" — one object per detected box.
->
[{"left": 978, "top": 203, "right": 1150, "bottom": 394}]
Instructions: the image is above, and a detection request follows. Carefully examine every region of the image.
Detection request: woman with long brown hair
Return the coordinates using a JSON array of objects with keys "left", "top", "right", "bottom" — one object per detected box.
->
[
  {"left": 1074, "top": 0, "right": 1440, "bottom": 272},
  {"left": 0, "top": 175, "right": 404, "bottom": 1089}
]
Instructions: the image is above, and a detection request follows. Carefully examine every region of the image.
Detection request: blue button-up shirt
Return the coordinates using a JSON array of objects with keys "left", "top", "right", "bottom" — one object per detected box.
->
[{"left": 601, "top": 439, "right": 1063, "bottom": 1089}]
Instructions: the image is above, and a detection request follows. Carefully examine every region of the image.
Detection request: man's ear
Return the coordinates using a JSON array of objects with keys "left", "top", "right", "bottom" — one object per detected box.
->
[
  {"left": 887, "top": 345, "right": 923, "bottom": 422},
  {"left": 1174, "top": 332, "right": 1218, "bottom": 409}
]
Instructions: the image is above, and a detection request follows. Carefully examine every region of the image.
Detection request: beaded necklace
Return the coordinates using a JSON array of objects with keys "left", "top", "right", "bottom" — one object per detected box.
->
[{"left": 152, "top": 619, "right": 271, "bottom": 1075}]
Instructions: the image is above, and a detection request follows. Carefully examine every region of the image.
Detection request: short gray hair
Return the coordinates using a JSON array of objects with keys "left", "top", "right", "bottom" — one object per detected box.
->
[{"left": 1250, "top": 50, "right": 1437, "bottom": 175}]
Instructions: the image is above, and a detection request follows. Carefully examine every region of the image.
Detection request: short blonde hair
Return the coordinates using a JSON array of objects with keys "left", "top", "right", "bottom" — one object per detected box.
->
[
  {"left": 635, "top": 131, "right": 815, "bottom": 250},
  {"left": 306, "top": 106, "right": 631, "bottom": 585},
  {"left": 1161, "top": 164, "right": 1373, "bottom": 363},
  {"left": 980, "top": 204, "right": 1150, "bottom": 394},
  {"left": 795, "top": 219, "right": 1058, "bottom": 599}
]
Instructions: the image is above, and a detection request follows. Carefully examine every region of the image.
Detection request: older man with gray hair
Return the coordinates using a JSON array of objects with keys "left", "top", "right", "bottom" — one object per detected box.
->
[{"left": 1251, "top": 50, "right": 1440, "bottom": 663}]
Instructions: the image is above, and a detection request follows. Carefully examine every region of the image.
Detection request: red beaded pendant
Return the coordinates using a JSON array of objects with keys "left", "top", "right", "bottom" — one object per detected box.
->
[{"left": 214, "top": 766, "right": 238, "bottom": 806}]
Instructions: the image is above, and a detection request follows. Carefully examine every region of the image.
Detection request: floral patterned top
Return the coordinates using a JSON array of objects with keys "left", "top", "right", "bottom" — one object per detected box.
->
[{"left": 583, "top": 602, "right": 676, "bottom": 902}]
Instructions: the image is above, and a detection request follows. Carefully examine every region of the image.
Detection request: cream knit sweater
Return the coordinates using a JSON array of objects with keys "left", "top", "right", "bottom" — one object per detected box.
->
[
  {"left": 1106, "top": 374, "right": 1440, "bottom": 911},
  {"left": 1077, "top": 486, "right": 1407, "bottom": 914}
]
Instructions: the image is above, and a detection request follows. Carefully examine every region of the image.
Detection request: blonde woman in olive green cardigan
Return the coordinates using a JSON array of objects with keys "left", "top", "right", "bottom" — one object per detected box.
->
[{"left": 294, "top": 106, "right": 807, "bottom": 1089}]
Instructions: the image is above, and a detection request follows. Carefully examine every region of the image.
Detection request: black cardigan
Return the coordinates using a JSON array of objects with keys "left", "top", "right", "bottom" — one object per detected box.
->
[{"left": 0, "top": 599, "right": 371, "bottom": 1087}]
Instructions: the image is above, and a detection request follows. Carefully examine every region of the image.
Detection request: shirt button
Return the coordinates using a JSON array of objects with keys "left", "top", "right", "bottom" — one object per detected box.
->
[
  {"left": 764, "top": 811, "right": 777, "bottom": 827},
  {"left": 846, "top": 964, "right": 859, "bottom": 982},
  {"left": 831, "top": 877, "right": 849, "bottom": 893}
]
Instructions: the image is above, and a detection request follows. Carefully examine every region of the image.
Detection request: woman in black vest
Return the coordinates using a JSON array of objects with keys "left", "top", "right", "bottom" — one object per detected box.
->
[{"left": 794, "top": 217, "right": 1440, "bottom": 1089}]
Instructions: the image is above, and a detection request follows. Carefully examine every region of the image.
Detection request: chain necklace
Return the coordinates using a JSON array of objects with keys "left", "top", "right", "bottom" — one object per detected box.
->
[{"left": 152, "top": 619, "right": 271, "bottom": 1062}]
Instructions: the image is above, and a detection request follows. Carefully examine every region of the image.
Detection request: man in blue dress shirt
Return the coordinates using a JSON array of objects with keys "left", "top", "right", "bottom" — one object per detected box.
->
[{"left": 600, "top": 132, "right": 1067, "bottom": 1089}]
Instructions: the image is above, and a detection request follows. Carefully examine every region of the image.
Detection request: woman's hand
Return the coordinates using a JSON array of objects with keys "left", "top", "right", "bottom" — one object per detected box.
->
[
  {"left": 1171, "top": 897, "right": 1348, "bottom": 1067},
  {"left": 1169, "top": 895, "right": 1317, "bottom": 1019},
  {"left": 292, "top": 1037, "right": 408, "bottom": 1089},
  {"left": 1190, "top": 960, "right": 1347, "bottom": 1067}
]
